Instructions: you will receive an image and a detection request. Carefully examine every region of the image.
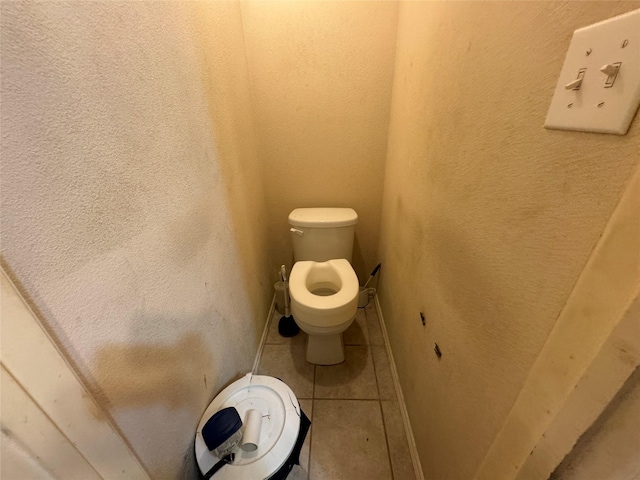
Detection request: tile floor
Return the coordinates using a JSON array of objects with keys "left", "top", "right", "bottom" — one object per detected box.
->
[{"left": 258, "top": 301, "right": 416, "bottom": 480}]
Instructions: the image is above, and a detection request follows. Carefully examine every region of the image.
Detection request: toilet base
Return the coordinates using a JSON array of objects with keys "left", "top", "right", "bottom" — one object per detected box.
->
[{"left": 306, "top": 333, "right": 345, "bottom": 365}]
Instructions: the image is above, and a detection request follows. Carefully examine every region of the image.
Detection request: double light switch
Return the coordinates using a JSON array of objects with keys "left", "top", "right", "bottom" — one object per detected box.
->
[{"left": 545, "top": 9, "right": 640, "bottom": 135}]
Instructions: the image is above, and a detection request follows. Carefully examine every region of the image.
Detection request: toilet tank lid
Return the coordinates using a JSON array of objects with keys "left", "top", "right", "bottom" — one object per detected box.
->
[{"left": 289, "top": 208, "right": 358, "bottom": 227}]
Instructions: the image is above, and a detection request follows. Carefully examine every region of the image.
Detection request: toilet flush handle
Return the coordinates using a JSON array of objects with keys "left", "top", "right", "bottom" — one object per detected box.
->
[{"left": 290, "top": 228, "right": 304, "bottom": 236}]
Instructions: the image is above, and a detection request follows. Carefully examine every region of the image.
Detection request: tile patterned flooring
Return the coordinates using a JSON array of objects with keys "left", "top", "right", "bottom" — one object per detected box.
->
[{"left": 258, "top": 302, "right": 416, "bottom": 480}]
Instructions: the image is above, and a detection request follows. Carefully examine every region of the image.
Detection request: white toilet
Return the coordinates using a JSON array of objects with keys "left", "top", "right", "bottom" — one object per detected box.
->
[{"left": 288, "top": 208, "right": 359, "bottom": 365}]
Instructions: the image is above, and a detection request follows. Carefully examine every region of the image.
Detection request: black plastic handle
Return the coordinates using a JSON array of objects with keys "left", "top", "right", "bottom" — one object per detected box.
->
[
  {"left": 370, "top": 263, "right": 381, "bottom": 277},
  {"left": 204, "top": 454, "right": 234, "bottom": 478}
]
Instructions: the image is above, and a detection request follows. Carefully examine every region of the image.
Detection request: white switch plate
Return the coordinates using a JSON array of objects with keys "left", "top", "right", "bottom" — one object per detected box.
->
[{"left": 545, "top": 9, "right": 640, "bottom": 135}]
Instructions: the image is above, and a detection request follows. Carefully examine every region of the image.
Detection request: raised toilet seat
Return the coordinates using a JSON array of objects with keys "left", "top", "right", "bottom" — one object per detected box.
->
[{"left": 289, "top": 259, "right": 359, "bottom": 364}]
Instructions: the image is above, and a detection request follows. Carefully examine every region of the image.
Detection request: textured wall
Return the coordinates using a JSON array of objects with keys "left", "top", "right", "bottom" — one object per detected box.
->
[
  {"left": 0, "top": 2, "right": 270, "bottom": 478},
  {"left": 552, "top": 367, "right": 640, "bottom": 480},
  {"left": 241, "top": 1, "right": 398, "bottom": 281},
  {"left": 377, "top": 2, "right": 640, "bottom": 479}
]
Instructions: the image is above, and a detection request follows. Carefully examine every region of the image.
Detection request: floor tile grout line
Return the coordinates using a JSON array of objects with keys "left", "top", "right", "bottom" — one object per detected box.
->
[
  {"left": 379, "top": 400, "right": 395, "bottom": 480},
  {"left": 364, "top": 304, "right": 384, "bottom": 346},
  {"left": 370, "top": 314, "right": 395, "bottom": 480},
  {"left": 308, "top": 365, "right": 316, "bottom": 479},
  {"left": 361, "top": 307, "right": 371, "bottom": 347}
]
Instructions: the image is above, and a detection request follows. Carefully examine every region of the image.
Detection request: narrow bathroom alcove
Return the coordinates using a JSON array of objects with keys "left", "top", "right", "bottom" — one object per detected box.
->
[{"left": 1, "top": 1, "right": 639, "bottom": 479}]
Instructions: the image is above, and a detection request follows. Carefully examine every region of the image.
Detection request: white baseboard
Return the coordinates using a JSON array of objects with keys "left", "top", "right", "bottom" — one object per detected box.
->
[
  {"left": 375, "top": 295, "right": 425, "bottom": 480},
  {"left": 252, "top": 294, "right": 276, "bottom": 374}
]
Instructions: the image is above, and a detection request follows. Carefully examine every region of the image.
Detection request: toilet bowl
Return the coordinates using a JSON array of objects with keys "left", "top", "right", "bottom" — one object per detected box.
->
[{"left": 289, "top": 259, "right": 359, "bottom": 365}]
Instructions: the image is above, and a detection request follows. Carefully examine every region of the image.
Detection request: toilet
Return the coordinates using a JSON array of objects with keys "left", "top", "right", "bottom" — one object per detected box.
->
[{"left": 288, "top": 208, "right": 359, "bottom": 365}]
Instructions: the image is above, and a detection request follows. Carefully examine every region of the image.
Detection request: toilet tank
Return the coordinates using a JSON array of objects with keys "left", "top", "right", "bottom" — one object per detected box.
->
[{"left": 289, "top": 208, "right": 358, "bottom": 262}]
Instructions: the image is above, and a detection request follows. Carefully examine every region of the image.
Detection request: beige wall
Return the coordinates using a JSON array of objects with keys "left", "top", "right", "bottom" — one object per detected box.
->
[
  {"left": 4, "top": 1, "right": 640, "bottom": 478},
  {"left": 0, "top": 2, "right": 270, "bottom": 478},
  {"left": 552, "top": 367, "right": 640, "bottom": 480},
  {"left": 241, "top": 0, "right": 398, "bottom": 280},
  {"left": 378, "top": 2, "right": 640, "bottom": 479}
]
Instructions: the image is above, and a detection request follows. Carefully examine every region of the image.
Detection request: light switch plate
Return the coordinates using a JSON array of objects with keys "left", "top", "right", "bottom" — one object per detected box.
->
[{"left": 545, "top": 9, "right": 640, "bottom": 135}]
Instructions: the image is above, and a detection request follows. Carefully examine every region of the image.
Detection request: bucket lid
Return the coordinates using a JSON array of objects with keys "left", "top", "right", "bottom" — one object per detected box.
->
[
  {"left": 195, "top": 374, "right": 301, "bottom": 479},
  {"left": 288, "top": 208, "right": 358, "bottom": 227}
]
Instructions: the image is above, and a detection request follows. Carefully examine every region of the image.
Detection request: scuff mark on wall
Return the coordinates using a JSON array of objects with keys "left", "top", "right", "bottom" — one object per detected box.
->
[{"left": 93, "top": 334, "right": 213, "bottom": 411}]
